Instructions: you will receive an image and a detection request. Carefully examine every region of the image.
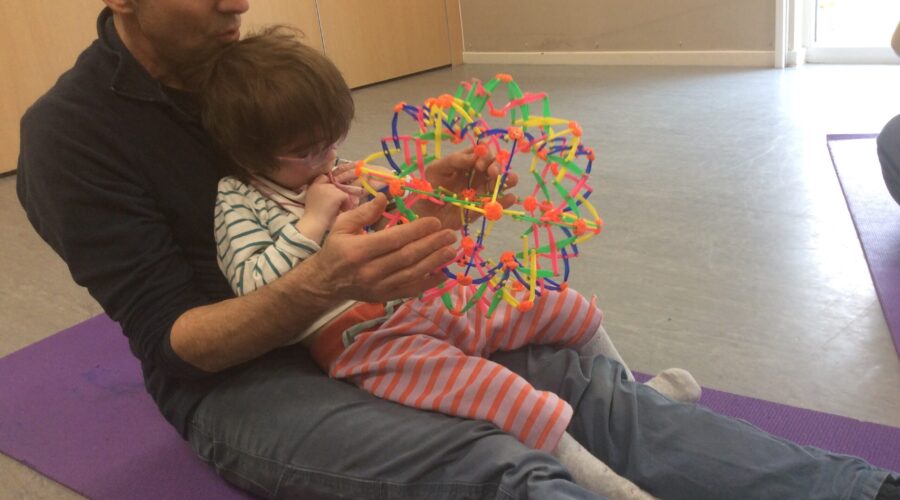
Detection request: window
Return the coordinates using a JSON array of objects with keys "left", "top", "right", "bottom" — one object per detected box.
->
[{"left": 804, "top": 0, "right": 900, "bottom": 63}]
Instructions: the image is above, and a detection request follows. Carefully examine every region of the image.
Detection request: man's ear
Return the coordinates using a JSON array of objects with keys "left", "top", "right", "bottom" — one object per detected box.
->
[{"left": 101, "top": 0, "right": 136, "bottom": 15}]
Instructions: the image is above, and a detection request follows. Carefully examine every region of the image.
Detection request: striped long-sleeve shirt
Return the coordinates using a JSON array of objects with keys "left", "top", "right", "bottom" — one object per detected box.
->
[
  {"left": 214, "top": 176, "right": 353, "bottom": 343},
  {"left": 214, "top": 176, "right": 321, "bottom": 295}
]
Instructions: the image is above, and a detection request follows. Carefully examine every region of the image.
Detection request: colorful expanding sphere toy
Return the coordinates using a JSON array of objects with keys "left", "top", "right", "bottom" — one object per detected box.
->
[{"left": 354, "top": 73, "right": 602, "bottom": 317}]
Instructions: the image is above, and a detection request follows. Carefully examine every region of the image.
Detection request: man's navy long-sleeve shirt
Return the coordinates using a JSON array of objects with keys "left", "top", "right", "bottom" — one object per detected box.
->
[{"left": 17, "top": 9, "right": 237, "bottom": 437}]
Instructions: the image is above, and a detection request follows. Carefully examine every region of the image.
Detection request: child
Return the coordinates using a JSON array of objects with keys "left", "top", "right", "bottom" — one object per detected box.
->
[{"left": 201, "top": 26, "right": 699, "bottom": 500}]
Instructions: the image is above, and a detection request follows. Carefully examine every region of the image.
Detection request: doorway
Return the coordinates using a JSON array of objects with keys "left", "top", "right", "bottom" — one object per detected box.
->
[{"left": 805, "top": 0, "right": 900, "bottom": 63}]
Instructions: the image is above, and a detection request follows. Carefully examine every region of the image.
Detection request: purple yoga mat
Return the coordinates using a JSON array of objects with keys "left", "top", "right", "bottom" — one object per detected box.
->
[
  {"left": 827, "top": 134, "right": 900, "bottom": 357},
  {"left": 0, "top": 315, "right": 250, "bottom": 499},
  {"left": 633, "top": 372, "right": 900, "bottom": 473},
  {"left": 1, "top": 316, "right": 897, "bottom": 500}
]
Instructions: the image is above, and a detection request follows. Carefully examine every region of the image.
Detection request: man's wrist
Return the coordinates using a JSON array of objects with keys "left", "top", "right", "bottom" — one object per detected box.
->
[{"left": 278, "top": 253, "right": 343, "bottom": 310}]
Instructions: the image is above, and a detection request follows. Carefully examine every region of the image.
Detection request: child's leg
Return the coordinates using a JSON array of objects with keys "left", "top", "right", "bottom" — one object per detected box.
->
[
  {"left": 475, "top": 289, "right": 701, "bottom": 404},
  {"left": 331, "top": 328, "right": 573, "bottom": 452},
  {"left": 481, "top": 287, "right": 604, "bottom": 355},
  {"left": 554, "top": 431, "right": 657, "bottom": 500}
]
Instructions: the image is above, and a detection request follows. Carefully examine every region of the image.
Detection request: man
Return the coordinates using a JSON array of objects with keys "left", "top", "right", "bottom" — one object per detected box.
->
[
  {"left": 877, "top": 21, "right": 900, "bottom": 206},
  {"left": 17, "top": 1, "right": 897, "bottom": 498}
]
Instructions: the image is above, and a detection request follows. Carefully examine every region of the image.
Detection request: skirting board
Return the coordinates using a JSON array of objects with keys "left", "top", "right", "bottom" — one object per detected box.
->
[
  {"left": 463, "top": 50, "right": 775, "bottom": 67},
  {"left": 806, "top": 47, "right": 900, "bottom": 65}
]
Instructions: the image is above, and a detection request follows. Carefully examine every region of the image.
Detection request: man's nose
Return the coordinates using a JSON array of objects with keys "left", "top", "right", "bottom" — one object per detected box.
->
[{"left": 218, "top": 0, "right": 250, "bottom": 15}]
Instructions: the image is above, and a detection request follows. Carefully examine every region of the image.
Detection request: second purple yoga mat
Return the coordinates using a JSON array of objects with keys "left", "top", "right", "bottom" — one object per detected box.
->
[{"left": 828, "top": 134, "right": 900, "bottom": 357}]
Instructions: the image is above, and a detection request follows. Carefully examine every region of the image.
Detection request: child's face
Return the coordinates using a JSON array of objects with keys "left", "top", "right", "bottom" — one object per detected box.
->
[{"left": 270, "top": 143, "right": 339, "bottom": 191}]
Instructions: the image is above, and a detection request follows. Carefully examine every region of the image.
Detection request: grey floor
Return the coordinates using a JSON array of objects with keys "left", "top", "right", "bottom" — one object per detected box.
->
[{"left": 3, "top": 63, "right": 900, "bottom": 498}]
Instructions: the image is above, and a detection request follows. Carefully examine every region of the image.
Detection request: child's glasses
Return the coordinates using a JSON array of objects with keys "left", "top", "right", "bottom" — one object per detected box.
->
[{"left": 277, "top": 143, "right": 338, "bottom": 168}]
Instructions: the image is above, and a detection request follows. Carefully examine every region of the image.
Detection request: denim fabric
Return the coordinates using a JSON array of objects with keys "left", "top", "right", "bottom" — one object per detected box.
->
[
  {"left": 878, "top": 114, "right": 900, "bottom": 205},
  {"left": 190, "top": 343, "right": 889, "bottom": 499},
  {"left": 189, "top": 345, "right": 600, "bottom": 499},
  {"left": 494, "top": 346, "right": 890, "bottom": 499}
]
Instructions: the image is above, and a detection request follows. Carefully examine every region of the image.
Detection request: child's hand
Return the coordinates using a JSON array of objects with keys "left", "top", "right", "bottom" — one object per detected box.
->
[
  {"left": 297, "top": 175, "right": 355, "bottom": 242},
  {"left": 331, "top": 162, "right": 358, "bottom": 185}
]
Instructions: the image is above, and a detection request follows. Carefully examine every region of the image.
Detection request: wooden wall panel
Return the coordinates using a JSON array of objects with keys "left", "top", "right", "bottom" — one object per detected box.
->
[
  {"left": 241, "top": 0, "right": 324, "bottom": 53},
  {"left": 1, "top": 1, "right": 458, "bottom": 175},
  {"left": 445, "top": 0, "right": 464, "bottom": 65},
  {"left": 317, "top": 0, "right": 452, "bottom": 88},
  {"left": 0, "top": 1, "right": 100, "bottom": 174},
  {"left": 460, "top": 0, "right": 774, "bottom": 52}
]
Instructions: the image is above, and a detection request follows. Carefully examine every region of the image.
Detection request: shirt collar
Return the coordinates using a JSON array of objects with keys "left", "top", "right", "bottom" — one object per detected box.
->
[{"left": 98, "top": 8, "right": 198, "bottom": 122}]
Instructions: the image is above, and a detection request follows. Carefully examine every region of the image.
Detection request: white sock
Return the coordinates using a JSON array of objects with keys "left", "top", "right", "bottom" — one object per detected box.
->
[
  {"left": 646, "top": 368, "right": 701, "bottom": 403},
  {"left": 552, "top": 432, "right": 657, "bottom": 500}
]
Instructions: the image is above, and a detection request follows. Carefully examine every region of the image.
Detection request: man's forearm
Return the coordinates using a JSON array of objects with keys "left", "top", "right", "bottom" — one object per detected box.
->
[{"left": 170, "top": 258, "right": 339, "bottom": 373}]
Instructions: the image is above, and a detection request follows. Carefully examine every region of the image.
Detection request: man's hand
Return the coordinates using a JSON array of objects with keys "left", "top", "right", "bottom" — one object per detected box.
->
[
  {"left": 304, "top": 194, "right": 457, "bottom": 302},
  {"left": 416, "top": 147, "right": 519, "bottom": 229}
]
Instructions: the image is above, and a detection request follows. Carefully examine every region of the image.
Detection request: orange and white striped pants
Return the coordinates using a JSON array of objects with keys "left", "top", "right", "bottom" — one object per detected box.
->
[{"left": 313, "top": 287, "right": 603, "bottom": 452}]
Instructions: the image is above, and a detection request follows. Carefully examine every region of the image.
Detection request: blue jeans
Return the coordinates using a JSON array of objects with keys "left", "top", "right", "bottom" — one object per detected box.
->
[
  {"left": 878, "top": 114, "right": 900, "bottom": 205},
  {"left": 188, "top": 344, "right": 890, "bottom": 499}
]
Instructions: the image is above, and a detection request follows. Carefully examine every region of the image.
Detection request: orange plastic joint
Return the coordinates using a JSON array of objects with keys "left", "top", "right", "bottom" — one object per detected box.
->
[
  {"left": 500, "top": 251, "right": 519, "bottom": 270},
  {"left": 473, "top": 144, "right": 489, "bottom": 157},
  {"left": 393, "top": 101, "right": 406, "bottom": 113},
  {"left": 573, "top": 219, "right": 588, "bottom": 236},
  {"left": 437, "top": 94, "right": 455, "bottom": 108},
  {"left": 568, "top": 121, "right": 583, "bottom": 137},
  {"left": 484, "top": 201, "right": 504, "bottom": 221},
  {"left": 409, "top": 178, "right": 432, "bottom": 192},
  {"left": 389, "top": 179, "right": 405, "bottom": 197},
  {"left": 517, "top": 300, "right": 534, "bottom": 312},
  {"left": 496, "top": 73, "right": 513, "bottom": 83}
]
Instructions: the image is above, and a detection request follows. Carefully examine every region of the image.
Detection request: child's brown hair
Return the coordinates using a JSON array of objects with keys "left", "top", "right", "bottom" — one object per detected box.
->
[{"left": 199, "top": 25, "right": 353, "bottom": 176}]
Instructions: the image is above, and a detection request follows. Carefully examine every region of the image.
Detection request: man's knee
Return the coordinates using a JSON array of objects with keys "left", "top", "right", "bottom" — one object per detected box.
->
[{"left": 878, "top": 114, "right": 900, "bottom": 205}]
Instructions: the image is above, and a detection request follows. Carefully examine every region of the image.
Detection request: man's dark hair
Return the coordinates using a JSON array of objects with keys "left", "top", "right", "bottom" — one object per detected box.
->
[{"left": 199, "top": 25, "right": 354, "bottom": 176}]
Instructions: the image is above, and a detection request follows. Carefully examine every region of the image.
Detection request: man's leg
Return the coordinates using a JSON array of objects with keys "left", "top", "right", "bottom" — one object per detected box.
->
[
  {"left": 188, "top": 345, "right": 603, "bottom": 500},
  {"left": 878, "top": 114, "right": 900, "bottom": 205},
  {"left": 493, "top": 346, "right": 893, "bottom": 500}
]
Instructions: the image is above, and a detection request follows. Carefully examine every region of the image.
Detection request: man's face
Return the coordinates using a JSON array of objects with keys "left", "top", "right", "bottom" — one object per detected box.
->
[{"left": 129, "top": 0, "right": 249, "bottom": 69}]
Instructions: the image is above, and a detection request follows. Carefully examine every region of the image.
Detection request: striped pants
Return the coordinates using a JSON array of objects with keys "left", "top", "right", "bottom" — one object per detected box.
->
[{"left": 323, "top": 287, "right": 603, "bottom": 452}]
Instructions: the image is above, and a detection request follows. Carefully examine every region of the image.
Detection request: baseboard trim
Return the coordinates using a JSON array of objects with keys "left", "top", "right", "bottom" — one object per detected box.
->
[
  {"left": 805, "top": 47, "right": 900, "bottom": 65},
  {"left": 463, "top": 50, "right": 775, "bottom": 67},
  {"left": 786, "top": 48, "right": 806, "bottom": 67}
]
